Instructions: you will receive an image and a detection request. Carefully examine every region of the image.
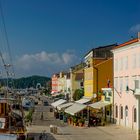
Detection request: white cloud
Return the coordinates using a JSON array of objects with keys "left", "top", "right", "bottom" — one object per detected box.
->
[
  {"left": 14, "top": 51, "right": 80, "bottom": 77},
  {"left": 129, "top": 24, "right": 140, "bottom": 33}
]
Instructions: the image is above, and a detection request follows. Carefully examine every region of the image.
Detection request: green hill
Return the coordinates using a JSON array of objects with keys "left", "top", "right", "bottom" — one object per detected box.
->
[{"left": 0, "top": 75, "right": 51, "bottom": 89}]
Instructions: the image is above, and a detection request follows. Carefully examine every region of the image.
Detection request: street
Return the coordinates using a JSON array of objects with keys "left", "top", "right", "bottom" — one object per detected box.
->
[{"left": 27, "top": 96, "right": 66, "bottom": 140}]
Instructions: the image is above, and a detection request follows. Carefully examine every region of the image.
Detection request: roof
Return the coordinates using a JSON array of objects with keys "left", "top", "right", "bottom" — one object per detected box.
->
[
  {"left": 71, "top": 63, "right": 85, "bottom": 72},
  {"left": 89, "top": 101, "right": 111, "bottom": 109},
  {"left": 65, "top": 103, "right": 87, "bottom": 115},
  {"left": 112, "top": 38, "right": 138, "bottom": 50},
  {"left": 51, "top": 99, "right": 67, "bottom": 108},
  {"left": 57, "top": 102, "right": 73, "bottom": 111},
  {"left": 84, "top": 43, "right": 117, "bottom": 57}
]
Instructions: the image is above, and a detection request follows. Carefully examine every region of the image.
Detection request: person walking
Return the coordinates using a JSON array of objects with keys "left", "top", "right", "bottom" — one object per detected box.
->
[{"left": 41, "top": 112, "right": 43, "bottom": 120}]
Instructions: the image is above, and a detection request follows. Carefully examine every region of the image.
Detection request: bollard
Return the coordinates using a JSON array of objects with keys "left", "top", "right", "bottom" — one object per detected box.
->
[
  {"left": 50, "top": 125, "right": 53, "bottom": 133},
  {"left": 54, "top": 126, "right": 57, "bottom": 134}
]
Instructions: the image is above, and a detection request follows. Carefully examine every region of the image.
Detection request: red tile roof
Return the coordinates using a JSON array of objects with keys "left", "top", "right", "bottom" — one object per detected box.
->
[{"left": 113, "top": 38, "right": 139, "bottom": 50}]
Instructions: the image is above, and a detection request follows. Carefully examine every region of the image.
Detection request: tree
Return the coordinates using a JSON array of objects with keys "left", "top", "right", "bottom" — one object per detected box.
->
[{"left": 73, "top": 89, "right": 84, "bottom": 101}]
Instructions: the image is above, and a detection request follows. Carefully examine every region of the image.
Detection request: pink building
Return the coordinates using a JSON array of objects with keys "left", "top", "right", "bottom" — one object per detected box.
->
[
  {"left": 112, "top": 36, "right": 140, "bottom": 132},
  {"left": 51, "top": 74, "right": 59, "bottom": 93}
]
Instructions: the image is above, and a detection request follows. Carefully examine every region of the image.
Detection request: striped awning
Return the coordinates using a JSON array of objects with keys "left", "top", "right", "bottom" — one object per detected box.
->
[
  {"left": 57, "top": 102, "right": 73, "bottom": 111},
  {"left": 65, "top": 103, "right": 87, "bottom": 115},
  {"left": 51, "top": 99, "right": 66, "bottom": 108},
  {"left": 75, "top": 96, "right": 92, "bottom": 104},
  {"left": 89, "top": 101, "right": 111, "bottom": 109}
]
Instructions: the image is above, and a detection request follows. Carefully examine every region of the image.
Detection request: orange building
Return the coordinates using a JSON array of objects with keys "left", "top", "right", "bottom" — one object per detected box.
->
[{"left": 84, "top": 44, "right": 116, "bottom": 101}]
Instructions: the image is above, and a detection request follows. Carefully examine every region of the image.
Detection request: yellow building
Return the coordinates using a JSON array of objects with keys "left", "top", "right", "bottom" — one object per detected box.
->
[
  {"left": 70, "top": 63, "right": 84, "bottom": 101},
  {"left": 84, "top": 44, "right": 116, "bottom": 101}
]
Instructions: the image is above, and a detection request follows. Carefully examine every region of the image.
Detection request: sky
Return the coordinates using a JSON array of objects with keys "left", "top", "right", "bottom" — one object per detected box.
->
[{"left": 0, "top": 0, "right": 140, "bottom": 78}]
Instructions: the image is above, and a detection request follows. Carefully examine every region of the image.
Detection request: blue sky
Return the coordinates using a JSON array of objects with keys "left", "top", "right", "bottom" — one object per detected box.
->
[{"left": 0, "top": 0, "right": 140, "bottom": 77}]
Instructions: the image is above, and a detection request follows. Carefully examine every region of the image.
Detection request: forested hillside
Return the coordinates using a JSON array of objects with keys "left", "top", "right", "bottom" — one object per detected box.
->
[{"left": 0, "top": 75, "right": 51, "bottom": 89}]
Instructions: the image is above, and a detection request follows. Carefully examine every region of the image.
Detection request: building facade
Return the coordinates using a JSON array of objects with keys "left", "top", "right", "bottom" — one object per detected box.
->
[
  {"left": 84, "top": 44, "right": 116, "bottom": 100},
  {"left": 70, "top": 63, "right": 84, "bottom": 101},
  {"left": 51, "top": 74, "right": 59, "bottom": 93},
  {"left": 112, "top": 37, "right": 140, "bottom": 130}
]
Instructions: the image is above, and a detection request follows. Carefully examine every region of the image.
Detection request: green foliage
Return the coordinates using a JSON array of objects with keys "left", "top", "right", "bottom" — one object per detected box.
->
[
  {"left": 73, "top": 116, "right": 77, "bottom": 123},
  {"left": 43, "top": 88, "right": 51, "bottom": 96},
  {"left": 78, "top": 117, "right": 85, "bottom": 123},
  {"left": 25, "top": 109, "right": 34, "bottom": 122},
  {"left": 73, "top": 89, "right": 84, "bottom": 101},
  {"left": 0, "top": 75, "right": 51, "bottom": 89}
]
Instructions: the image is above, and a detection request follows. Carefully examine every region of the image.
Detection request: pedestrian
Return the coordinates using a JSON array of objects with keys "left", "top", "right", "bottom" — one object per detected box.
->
[
  {"left": 39, "top": 134, "right": 42, "bottom": 140},
  {"left": 30, "top": 117, "right": 32, "bottom": 124},
  {"left": 41, "top": 112, "right": 43, "bottom": 120}
]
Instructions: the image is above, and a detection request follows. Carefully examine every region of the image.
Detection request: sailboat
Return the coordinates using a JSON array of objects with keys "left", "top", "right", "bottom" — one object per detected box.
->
[{"left": 0, "top": 1, "right": 26, "bottom": 140}]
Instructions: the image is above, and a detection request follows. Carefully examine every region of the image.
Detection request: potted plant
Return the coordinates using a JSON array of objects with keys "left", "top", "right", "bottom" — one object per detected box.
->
[
  {"left": 67, "top": 117, "right": 72, "bottom": 125},
  {"left": 73, "top": 116, "right": 77, "bottom": 126},
  {"left": 78, "top": 118, "right": 85, "bottom": 127}
]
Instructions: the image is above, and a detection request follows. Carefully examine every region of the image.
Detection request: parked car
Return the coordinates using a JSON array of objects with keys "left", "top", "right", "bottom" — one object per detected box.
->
[{"left": 43, "top": 101, "right": 49, "bottom": 106}]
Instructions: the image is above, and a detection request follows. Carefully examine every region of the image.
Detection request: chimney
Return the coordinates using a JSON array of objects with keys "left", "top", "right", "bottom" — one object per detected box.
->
[{"left": 138, "top": 32, "right": 140, "bottom": 41}]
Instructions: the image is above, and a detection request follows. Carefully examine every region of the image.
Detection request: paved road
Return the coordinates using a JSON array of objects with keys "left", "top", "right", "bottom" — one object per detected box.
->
[
  {"left": 27, "top": 96, "right": 66, "bottom": 139},
  {"left": 32, "top": 101, "right": 66, "bottom": 126}
]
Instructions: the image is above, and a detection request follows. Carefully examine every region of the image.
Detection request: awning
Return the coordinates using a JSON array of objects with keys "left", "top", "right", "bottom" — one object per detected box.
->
[
  {"left": 65, "top": 103, "right": 87, "bottom": 115},
  {"left": 89, "top": 101, "right": 111, "bottom": 109},
  {"left": 75, "top": 96, "right": 92, "bottom": 104},
  {"left": 51, "top": 99, "right": 66, "bottom": 108},
  {"left": 57, "top": 102, "right": 73, "bottom": 111}
]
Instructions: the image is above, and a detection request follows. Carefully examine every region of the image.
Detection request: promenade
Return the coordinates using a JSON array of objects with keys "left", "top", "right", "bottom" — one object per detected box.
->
[{"left": 27, "top": 124, "right": 136, "bottom": 140}]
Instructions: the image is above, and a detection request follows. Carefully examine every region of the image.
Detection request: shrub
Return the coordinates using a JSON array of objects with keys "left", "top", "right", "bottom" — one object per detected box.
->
[{"left": 73, "top": 89, "right": 84, "bottom": 101}]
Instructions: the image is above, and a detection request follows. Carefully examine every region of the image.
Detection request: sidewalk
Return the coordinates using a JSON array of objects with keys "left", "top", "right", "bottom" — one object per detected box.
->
[
  {"left": 27, "top": 124, "right": 136, "bottom": 140},
  {"left": 53, "top": 124, "right": 136, "bottom": 140}
]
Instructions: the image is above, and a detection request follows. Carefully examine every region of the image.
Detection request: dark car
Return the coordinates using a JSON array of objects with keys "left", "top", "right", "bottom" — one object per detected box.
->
[{"left": 43, "top": 101, "right": 49, "bottom": 106}]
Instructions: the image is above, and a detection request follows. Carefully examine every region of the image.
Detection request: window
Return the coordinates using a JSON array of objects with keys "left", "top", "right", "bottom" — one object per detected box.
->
[
  {"left": 85, "top": 71, "right": 93, "bottom": 80},
  {"left": 138, "top": 76, "right": 140, "bottom": 88},
  {"left": 125, "top": 106, "right": 128, "bottom": 117},
  {"left": 108, "top": 91, "right": 112, "bottom": 96},
  {"left": 119, "top": 58, "right": 123, "bottom": 71},
  {"left": 86, "top": 85, "right": 92, "bottom": 93},
  {"left": 132, "top": 54, "right": 136, "bottom": 68},
  {"left": 124, "top": 56, "right": 128, "bottom": 70},
  {"left": 107, "top": 110, "right": 110, "bottom": 116},
  {"left": 120, "top": 57, "right": 123, "bottom": 70},
  {"left": 134, "top": 108, "right": 136, "bottom": 122},
  {"left": 125, "top": 56, "right": 128, "bottom": 69},
  {"left": 125, "top": 77, "right": 129, "bottom": 93},
  {"left": 115, "top": 105, "right": 118, "bottom": 118},
  {"left": 120, "top": 106, "right": 123, "bottom": 119},
  {"left": 118, "top": 59, "right": 121, "bottom": 71},
  {"left": 132, "top": 76, "right": 136, "bottom": 89}
]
